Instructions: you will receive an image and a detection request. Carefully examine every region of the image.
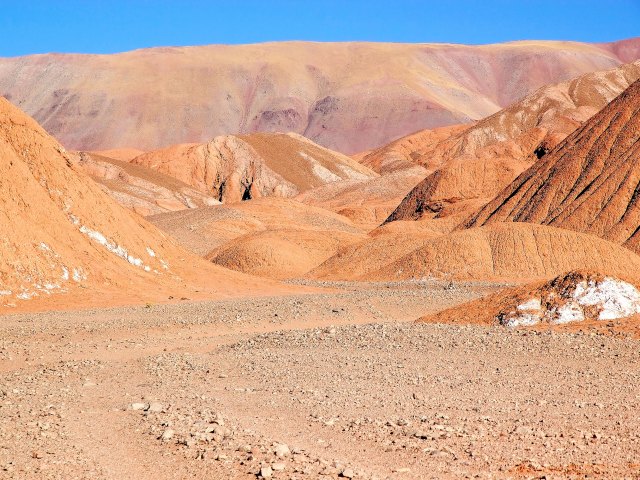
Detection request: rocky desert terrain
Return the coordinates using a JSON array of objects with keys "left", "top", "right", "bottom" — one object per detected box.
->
[
  {"left": 5, "top": 280, "right": 640, "bottom": 480},
  {"left": 3, "top": 35, "right": 640, "bottom": 480}
]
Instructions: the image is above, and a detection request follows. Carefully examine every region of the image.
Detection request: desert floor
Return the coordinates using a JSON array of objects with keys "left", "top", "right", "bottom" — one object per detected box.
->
[{"left": 1, "top": 280, "right": 639, "bottom": 480}]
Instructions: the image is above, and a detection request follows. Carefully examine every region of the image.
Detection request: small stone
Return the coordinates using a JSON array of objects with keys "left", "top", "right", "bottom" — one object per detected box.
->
[
  {"left": 274, "top": 443, "right": 290, "bottom": 458},
  {"left": 272, "top": 462, "right": 286, "bottom": 471},
  {"left": 260, "top": 465, "right": 273, "bottom": 478},
  {"left": 161, "top": 429, "right": 174, "bottom": 441},
  {"left": 148, "top": 402, "right": 163, "bottom": 413},
  {"left": 341, "top": 468, "right": 355, "bottom": 478},
  {"left": 394, "top": 467, "right": 411, "bottom": 473},
  {"left": 130, "top": 403, "right": 148, "bottom": 411},
  {"left": 321, "top": 466, "right": 340, "bottom": 475}
]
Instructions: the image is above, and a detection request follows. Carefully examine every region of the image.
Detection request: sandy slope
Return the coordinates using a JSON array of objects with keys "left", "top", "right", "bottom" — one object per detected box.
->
[
  {"left": 2, "top": 39, "right": 640, "bottom": 153},
  {"left": 0, "top": 97, "right": 296, "bottom": 314},
  {"left": 311, "top": 223, "right": 640, "bottom": 283},
  {"left": 147, "top": 197, "right": 362, "bottom": 256},
  {"left": 90, "top": 148, "right": 145, "bottom": 162},
  {"left": 295, "top": 165, "right": 428, "bottom": 230},
  {"left": 206, "top": 228, "right": 366, "bottom": 279}
]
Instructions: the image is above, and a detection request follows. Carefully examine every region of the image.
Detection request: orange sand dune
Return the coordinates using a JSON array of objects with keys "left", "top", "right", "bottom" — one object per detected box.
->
[{"left": 311, "top": 223, "right": 640, "bottom": 283}]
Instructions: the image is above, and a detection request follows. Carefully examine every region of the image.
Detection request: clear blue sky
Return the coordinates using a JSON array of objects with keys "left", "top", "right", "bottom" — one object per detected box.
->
[{"left": 1, "top": 0, "right": 638, "bottom": 57}]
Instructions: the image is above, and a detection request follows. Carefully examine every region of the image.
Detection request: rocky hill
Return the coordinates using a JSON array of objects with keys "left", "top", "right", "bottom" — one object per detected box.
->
[
  {"left": 385, "top": 61, "right": 640, "bottom": 222},
  {"left": 132, "top": 132, "right": 376, "bottom": 203},
  {"left": 465, "top": 78, "right": 640, "bottom": 253}
]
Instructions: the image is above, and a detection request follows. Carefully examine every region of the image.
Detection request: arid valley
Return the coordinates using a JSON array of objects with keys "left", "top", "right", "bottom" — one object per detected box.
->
[{"left": 2, "top": 7, "right": 640, "bottom": 478}]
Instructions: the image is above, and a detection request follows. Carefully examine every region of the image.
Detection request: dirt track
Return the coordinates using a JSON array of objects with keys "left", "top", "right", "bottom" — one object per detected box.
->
[{"left": 2, "top": 281, "right": 640, "bottom": 479}]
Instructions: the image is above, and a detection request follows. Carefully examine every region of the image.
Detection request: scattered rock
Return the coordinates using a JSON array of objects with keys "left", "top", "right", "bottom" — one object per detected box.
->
[{"left": 274, "top": 443, "right": 290, "bottom": 458}]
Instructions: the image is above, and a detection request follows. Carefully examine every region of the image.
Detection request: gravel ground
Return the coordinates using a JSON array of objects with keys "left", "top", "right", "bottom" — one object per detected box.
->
[{"left": 1, "top": 281, "right": 639, "bottom": 479}]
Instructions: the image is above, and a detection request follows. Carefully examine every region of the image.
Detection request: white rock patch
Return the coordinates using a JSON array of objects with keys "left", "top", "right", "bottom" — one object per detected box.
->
[
  {"left": 78, "top": 224, "right": 145, "bottom": 267},
  {"left": 498, "top": 276, "right": 640, "bottom": 327},
  {"left": 299, "top": 151, "right": 342, "bottom": 183},
  {"left": 553, "top": 302, "right": 585, "bottom": 324},
  {"left": 573, "top": 278, "right": 640, "bottom": 320},
  {"left": 517, "top": 298, "right": 541, "bottom": 311},
  {"left": 72, "top": 268, "right": 87, "bottom": 282},
  {"left": 505, "top": 312, "right": 541, "bottom": 327}
]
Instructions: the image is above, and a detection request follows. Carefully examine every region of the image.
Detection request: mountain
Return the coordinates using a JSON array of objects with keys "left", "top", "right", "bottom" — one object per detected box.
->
[
  {"left": 385, "top": 61, "right": 640, "bottom": 222},
  {"left": 1, "top": 39, "right": 639, "bottom": 154},
  {"left": 131, "top": 132, "right": 376, "bottom": 203},
  {"left": 464, "top": 78, "right": 640, "bottom": 253}
]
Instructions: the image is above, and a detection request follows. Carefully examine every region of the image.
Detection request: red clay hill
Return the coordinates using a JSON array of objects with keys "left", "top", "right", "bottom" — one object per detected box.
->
[
  {"left": 385, "top": 61, "right": 640, "bottom": 222},
  {"left": 465, "top": 78, "right": 640, "bottom": 253}
]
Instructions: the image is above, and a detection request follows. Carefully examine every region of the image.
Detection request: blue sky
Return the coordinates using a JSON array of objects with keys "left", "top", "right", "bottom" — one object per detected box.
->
[{"left": 1, "top": 0, "right": 638, "bottom": 56}]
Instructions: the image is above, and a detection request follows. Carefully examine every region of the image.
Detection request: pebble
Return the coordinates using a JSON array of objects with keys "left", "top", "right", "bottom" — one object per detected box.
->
[
  {"left": 274, "top": 443, "right": 290, "bottom": 458},
  {"left": 341, "top": 467, "right": 355, "bottom": 478},
  {"left": 260, "top": 465, "right": 273, "bottom": 478}
]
